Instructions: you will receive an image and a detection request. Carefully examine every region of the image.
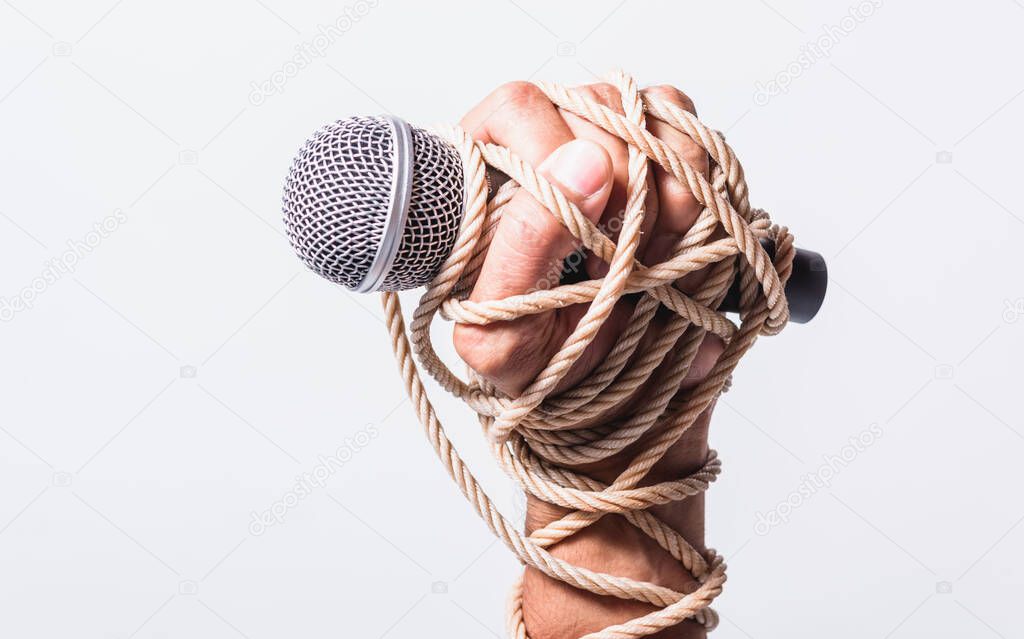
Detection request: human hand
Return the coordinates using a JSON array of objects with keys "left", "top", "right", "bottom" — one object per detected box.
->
[
  {"left": 451, "top": 80, "right": 723, "bottom": 638},
  {"left": 452, "top": 81, "right": 723, "bottom": 402}
]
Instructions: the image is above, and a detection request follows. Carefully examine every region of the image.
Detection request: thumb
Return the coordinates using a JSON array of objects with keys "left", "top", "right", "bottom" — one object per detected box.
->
[{"left": 470, "top": 138, "right": 614, "bottom": 302}]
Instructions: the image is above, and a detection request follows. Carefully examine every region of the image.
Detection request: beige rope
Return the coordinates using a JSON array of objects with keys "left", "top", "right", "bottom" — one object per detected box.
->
[{"left": 379, "top": 70, "right": 794, "bottom": 638}]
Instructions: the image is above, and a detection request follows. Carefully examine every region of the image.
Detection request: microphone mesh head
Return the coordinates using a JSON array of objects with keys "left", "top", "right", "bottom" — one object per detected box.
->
[{"left": 282, "top": 116, "right": 464, "bottom": 291}]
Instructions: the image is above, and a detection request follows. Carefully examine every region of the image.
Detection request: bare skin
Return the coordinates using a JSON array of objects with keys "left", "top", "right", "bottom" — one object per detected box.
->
[{"left": 453, "top": 80, "right": 722, "bottom": 639}]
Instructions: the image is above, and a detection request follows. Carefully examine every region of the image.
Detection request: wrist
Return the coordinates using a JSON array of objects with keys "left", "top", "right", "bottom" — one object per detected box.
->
[{"left": 522, "top": 408, "right": 713, "bottom": 639}]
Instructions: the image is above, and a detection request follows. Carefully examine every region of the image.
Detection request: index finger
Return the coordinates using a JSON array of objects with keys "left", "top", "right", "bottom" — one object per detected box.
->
[
  {"left": 460, "top": 81, "right": 574, "bottom": 168},
  {"left": 458, "top": 81, "right": 581, "bottom": 304}
]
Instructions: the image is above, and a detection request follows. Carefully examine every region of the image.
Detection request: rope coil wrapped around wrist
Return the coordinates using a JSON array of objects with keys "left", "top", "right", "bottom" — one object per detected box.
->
[{"left": 380, "top": 70, "right": 794, "bottom": 638}]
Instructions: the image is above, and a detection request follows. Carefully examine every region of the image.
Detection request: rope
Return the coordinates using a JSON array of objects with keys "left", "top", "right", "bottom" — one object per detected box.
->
[{"left": 378, "top": 70, "right": 795, "bottom": 638}]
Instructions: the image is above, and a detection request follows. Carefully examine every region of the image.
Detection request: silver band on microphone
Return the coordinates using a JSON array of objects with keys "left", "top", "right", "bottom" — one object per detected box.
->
[{"left": 355, "top": 115, "right": 413, "bottom": 293}]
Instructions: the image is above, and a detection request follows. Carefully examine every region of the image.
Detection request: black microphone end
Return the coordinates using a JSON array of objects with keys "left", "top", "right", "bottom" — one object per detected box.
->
[
  {"left": 718, "top": 240, "right": 827, "bottom": 324},
  {"left": 786, "top": 246, "right": 827, "bottom": 324}
]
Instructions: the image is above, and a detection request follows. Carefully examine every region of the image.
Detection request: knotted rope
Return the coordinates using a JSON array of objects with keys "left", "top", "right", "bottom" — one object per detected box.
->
[{"left": 379, "top": 70, "right": 794, "bottom": 638}]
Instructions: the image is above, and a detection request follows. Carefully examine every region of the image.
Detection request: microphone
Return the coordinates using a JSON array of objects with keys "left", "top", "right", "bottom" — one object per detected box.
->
[{"left": 282, "top": 115, "right": 827, "bottom": 323}]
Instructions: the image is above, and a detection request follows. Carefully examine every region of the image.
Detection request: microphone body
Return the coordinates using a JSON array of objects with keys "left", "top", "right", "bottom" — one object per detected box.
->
[{"left": 283, "top": 116, "right": 826, "bottom": 323}]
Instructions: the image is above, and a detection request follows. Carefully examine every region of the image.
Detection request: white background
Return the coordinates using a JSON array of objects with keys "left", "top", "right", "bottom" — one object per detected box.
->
[{"left": 2, "top": 1, "right": 1023, "bottom": 637}]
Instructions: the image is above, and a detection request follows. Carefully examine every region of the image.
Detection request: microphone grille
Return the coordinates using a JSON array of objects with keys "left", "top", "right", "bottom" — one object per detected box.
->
[{"left": 282, "top": 116, "right": 464, "bottom": 292}]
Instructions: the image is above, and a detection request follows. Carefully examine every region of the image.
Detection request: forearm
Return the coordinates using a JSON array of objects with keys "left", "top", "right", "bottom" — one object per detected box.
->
[{"left": 522, "top": 409, "right": 713, "bottom": 639}]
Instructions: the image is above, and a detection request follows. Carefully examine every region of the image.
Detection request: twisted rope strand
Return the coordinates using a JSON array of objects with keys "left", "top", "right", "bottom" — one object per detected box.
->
[{"left": 380, "top": 71, "right": 795, "bottom": 638}]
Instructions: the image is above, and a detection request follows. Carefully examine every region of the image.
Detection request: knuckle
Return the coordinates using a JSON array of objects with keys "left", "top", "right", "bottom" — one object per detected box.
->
[
  {"left": 453, "top": 324, "right": 494, "bottom": 376},
  {"left": 646, "top": 84, "right": 697, "bottom": 115},
  {"left": 659, "top": 171, "right": 692, "bottom": 204},
  {"left": 454, "top": 326, "right": 518, "bottom": 385},
  {"left": 687, "top": 142, "right": 710, "bottom": 177},
  {"left": 645, "top": 86, "right": 709, "bottom": 180},
  {"left": 504, "top": 206, "right": 555, "bottom": 249},
  {"left": 579, "top": 82, "right": 623, "bottom": 113},
  {"left": 453, "top": 323, "right": 542, "bottom": 386},
  {"left": 495, "top": 205, "right": 571, "bottom": 276},
  {"left": 492, "top": 80, "right": 547, "bottom": 111}
]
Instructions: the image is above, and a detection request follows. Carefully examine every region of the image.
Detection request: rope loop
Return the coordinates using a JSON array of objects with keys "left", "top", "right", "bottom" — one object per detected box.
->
[{"left": 380, "top": 70, "right": 794, "bottom": 638}]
